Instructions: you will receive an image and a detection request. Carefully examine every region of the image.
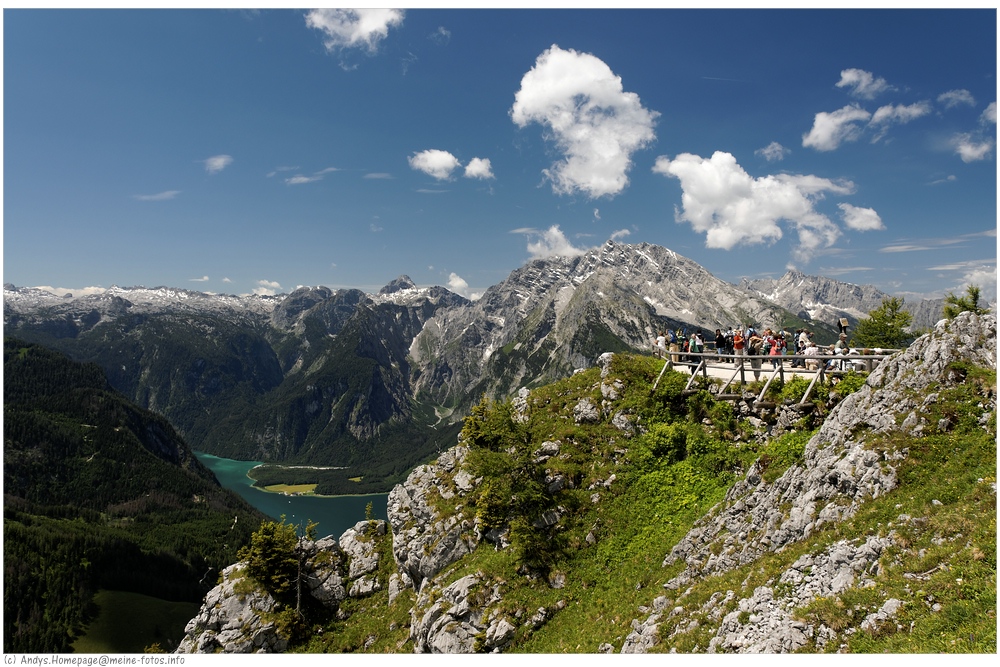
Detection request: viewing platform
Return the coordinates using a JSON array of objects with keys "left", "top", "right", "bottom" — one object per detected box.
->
[{"left": 650, "top": 348, "right": 896, "bottom": 407}]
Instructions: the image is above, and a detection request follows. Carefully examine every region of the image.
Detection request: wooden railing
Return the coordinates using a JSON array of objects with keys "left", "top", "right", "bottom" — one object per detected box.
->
[{"left": 651, "top": 348, "right": 896, "bottom": 405}]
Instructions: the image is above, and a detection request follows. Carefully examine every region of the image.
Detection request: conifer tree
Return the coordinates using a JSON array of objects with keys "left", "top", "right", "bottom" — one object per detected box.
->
[
  {"left": 853, "top": 296, "right": 913, "bottom": 348},
  {"left": 943, "top": 284, "right": 990, "bottom": 319}
]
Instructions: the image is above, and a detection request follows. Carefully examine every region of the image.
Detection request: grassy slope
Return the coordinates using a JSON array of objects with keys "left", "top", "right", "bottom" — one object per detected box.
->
[{"left": 283, "top": 352, "right": 995, "bottom": 654}]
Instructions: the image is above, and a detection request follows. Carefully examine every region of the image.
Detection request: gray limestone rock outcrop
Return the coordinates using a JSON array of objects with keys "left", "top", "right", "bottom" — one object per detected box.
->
[
  {"left": 704, "top": 535, "right": 891, "bottom": 653},
  {"left": 176, "top": 521, "right": 387, "bottom": 654},
  {"left": 409, "top": 572, "right": 512, "bottom": 653},
  {"left": 340, "top": 519, "right": 387, "bottom": 597},
  {"left": 386, "top": 445, "right": 480, "bottom": 593},
  {"left": 175, "top": 563, "right": 290, "bottom": 654}
]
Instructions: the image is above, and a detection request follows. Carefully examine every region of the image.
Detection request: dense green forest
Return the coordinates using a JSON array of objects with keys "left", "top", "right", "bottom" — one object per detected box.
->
[{"left": 3, "top": 338, "right": 268, "bottom": 653}]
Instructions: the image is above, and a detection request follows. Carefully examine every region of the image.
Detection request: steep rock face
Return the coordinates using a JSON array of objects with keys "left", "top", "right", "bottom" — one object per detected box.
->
[
  {"left": 410, "top": 241, "right": 789, "bottom": 410},
  {"left": 740, "top": 270, "right": 952, "bottom": 332},
  {"left": 741, "top": 270, "right": 889, "bottom": 326},
  {"left": 379, "top": 275, "right": 418, "bottom": 295},
  {"left": 386, "top": 446, "right": 479, "bottom": 592},
  {"left": 409, "top": 572, "right": 517, "bottom": 653},
  {"left": 269, "top": 286, "right": 338, "bottom": 331},
  {"left": 620, "top": 311, "right": 997, "bottom": 653},
  {"left": 175, "top": 562, "right": 291, "bottom": 654},
  {"left": 176, "top": 521, "right": 386, "bottom": 654}
]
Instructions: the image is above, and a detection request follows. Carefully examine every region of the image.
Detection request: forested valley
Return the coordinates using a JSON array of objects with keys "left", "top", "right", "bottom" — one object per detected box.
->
[{"left": 3, "top": 338, "right": 267, "bottom": 652}]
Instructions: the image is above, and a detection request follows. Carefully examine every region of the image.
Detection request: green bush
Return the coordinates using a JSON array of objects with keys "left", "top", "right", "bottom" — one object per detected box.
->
[
  {"left": 707, "top": 400, "right": 737, "bottom": 434},
  {"left": 686, "top": 390, "right": 716, "bottom": 423},
  {"left": 685, "top": 425, "right": 742, "bottom": 477},
  {"left": 237, "top": 517, "right": 300, "bottom": 600},
  {"left": 833, "top": 370, "right": 867, "bottom": 397},
  {"left": 779, "top": 376, "right": 812, "bottom": 403},
  {"left": 461, "top": 396, "right": 528, "bottom": 452},
  {"left": 759, "top": 430, "right": 813, "bottom": 483},
  {"left": 475, "top": 477, "right": 512, "bottom": 534},
  {"left": 631, "top": 422, "right": 688, "bottom": 469}
]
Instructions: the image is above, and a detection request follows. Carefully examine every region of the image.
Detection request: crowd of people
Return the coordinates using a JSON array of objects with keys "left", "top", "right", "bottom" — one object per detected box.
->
[{"left": 652, "top": 325, "right": 866, "bottom": 379}]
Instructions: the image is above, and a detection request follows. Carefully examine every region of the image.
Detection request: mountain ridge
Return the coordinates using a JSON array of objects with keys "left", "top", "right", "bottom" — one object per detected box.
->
[{"left": 2, "top": 242, "right": 967, "bottom": 487}]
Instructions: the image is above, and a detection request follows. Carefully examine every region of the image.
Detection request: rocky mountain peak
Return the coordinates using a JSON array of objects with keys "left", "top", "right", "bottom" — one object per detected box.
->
[{"left": 379, "top": 275, "right": 417, "bottom": 295}]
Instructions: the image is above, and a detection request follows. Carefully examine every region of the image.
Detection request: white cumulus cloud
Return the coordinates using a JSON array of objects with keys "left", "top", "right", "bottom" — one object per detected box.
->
[
  {"left": 836, "top": 68, "right": 894, "bottom": 99},
  {"left": 447, "top": 272, "right": 469, "bottom": 297},
  {"left": 956, "top": 265, "right": 998, "bottom": 301},
  {"left": 610, "top": 228, "right": 631, "bottom": 241},
  {"left": 464, "top": 157, "right": 494, "bottom": 180},
  {"left": 802, "top": 105, "right": 872, "bottom": 151},
  {"left": 982, "top": 102, "right": 997, "bottom": 125},
  {"left": 253, "top": 280, "right": 282, "bottom": 296},
  {"left": 938, "top": 89, "right": 976, "bottom": 109},
  {"left": 755, "top": 141, "right": 790, "bottom": 162},
  {"left": 952, "top": 133, "right": 995, "bottom": 162},
  {"left": 189, "top": 276, "right": 210, "bottom": 282},
  {"left": 515, "top": 225, "right": 589, "bottom": 260},
  {"left": 204, "top": 155, "right": 233, "bottom": 174},
  {"left": 409, "top": 149, "right": 462, "bottom": 180},
  {"left": 510, "top": 44, "right": 659, "bottom": 199},
  {"left": 305, "top": 8, "right": 404, "bottom": 54},
  {"left": 946, "top": 102, "right": 996, "bottom": 162},
  {"left": 838, "top": 203, "right": 884, "bottom": 231},
  {"left": 653, "top": 151, "right": 858, "bottom": 264},
  {"left": 869, "top": 101, "right": 932, "bottom": 142}
]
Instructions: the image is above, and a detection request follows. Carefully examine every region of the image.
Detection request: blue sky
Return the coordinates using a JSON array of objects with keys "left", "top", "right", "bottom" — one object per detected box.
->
[{"left": 3, "top": 7, "right": 997, "bottom": 303}]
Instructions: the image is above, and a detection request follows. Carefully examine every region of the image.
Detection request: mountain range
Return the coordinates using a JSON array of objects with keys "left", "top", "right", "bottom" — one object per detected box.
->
[{"left": 2, "top": 240, "right": 957, "bottom": 491}]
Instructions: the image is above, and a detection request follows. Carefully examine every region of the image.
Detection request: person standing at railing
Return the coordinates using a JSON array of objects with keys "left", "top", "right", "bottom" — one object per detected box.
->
[
  {"left": 837, "top": 345, "right": 850, "bottom": 370},
  {"left": 715, "top": 329, "right": 725, "bottom": 361},
  {"left": 732, "top": 328, "right": 745, "bottom": 367},
  {"left": 668, "top": 329, "right": 680, "bottom": 363},
  {"left": 747, "top": 329, "right": 764, "bottom": 380},
  {"left": 770, "top": 332, "right": 785, "bottom": 368},
  {"left": 654, "top": 331, "right": 667, "bottom": 358},
  {"left": 689, "top": 330, "right": 704, "bottom": 362}
]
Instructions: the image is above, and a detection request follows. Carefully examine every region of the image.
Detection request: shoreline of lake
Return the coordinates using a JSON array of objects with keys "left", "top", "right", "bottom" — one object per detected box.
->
[{"left": 194, "top": 451, "right": 389, "bottom": 541}]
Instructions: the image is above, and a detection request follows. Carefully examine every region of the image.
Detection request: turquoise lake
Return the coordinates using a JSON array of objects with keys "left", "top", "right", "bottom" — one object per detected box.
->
[{"left": 195, "top": 452, "right": 389, "bottom": 541}]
